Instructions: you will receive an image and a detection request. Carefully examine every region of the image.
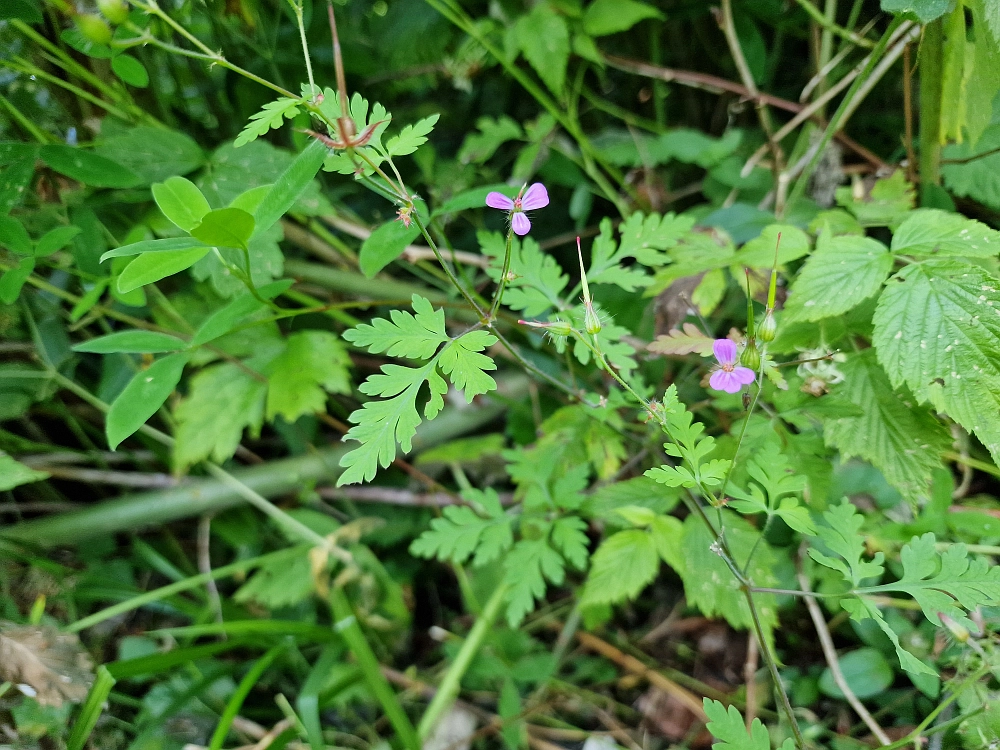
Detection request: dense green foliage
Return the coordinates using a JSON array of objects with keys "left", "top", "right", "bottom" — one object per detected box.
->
[{"left": 5, "top": 0, "right": 1000, "bottom": 749}]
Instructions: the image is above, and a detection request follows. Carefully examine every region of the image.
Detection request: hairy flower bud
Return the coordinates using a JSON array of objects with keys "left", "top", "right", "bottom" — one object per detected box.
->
[
  {"left": 584, "top": 303, "right": 602, "bottom": 335},
  {"left": 741, "top": 338, "right": 761, "bottom": 371},
  {"left": 757, "top": 309, "right": 777, "bottom": 343}
]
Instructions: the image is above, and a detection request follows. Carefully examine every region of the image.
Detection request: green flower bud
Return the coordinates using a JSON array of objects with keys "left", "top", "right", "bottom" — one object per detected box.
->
[
  {"left": 75, "top": 14, "right": 113, "bottom": 46},
  {"left": 97, "top": 0, "right": 129, "bottom": 25},
  {"left": 741, "top": 338, "right": 761, "bottom": 371},
  {"left": 584, "top": 304, "right": 601, "bottom": 335},
  {"left": 757, "top": 309, "right": 777, "bottom": 343}
]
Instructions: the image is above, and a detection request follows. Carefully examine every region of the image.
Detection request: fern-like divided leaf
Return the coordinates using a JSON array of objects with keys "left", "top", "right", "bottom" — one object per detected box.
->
[
  {"left": 863, "top": 533, "right": 1000, "bottom": 630},
  {"left": 807, "top": 499, "right": 885, "bottom": 587},
  {"left": 235, "top": 98, "right": 301, "bottom": 148},
  {"left": 703, "top": 699, "right": 794, "bottom": 750},
  {"left": 338, "top": 295, "right": 497, "bottom": 485},
  {"left": 410, "top": 488, "right": 513, "bottom": 566}
]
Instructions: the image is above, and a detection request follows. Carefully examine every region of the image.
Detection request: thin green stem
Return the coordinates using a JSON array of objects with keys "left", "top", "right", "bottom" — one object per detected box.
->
[
  {"left": 2, "top": 58, "right": 132, "bottom": 121},
  {"left": 488, "top": 230, "right": 515, "bottom": 322},
  {"left": 292, "top": 2, "right": 316, "bottom": 95},
  {"left": 791, "top": 0, "right": 874, "bottom": 48},
  {"left": 411, "top": 213, "right": 487, "bottom": 319},
  {"left": 745, "top": 587, "right": 806, "bottom": 748},
  {"left": 919, "top": 18, "right": 944, "bottom": 201},
  {"left": 0, "top": 92, "right": 51, "bottom": 143},
  {"left": 416, "top": 583, "right": 510, "bottom": 739},
  {"left": 422, "top": 0, "right": 629, "bottom": 216},
  {"left": 330, "top": 588, "right": 421, "bottom": 750},
  {"left": 67, "top": 548, "right": 299, "bottom": 633},
  {"left": 787, "top": 17, "right": 905, "bottom": 209}
]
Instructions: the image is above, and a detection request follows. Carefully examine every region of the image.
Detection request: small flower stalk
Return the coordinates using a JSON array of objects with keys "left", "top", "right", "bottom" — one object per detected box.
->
[
  {"left": 485, "top": 183, "right": 549, "bottom": 236},
  {"left": 576, "top": 237, "right": 601, "bottom": 335},
  {"left": 519, "top": 319, "right": 573, "bottom": 337},
  {"left": 709, "top": 339, "right": 756, "bottom": 394}
]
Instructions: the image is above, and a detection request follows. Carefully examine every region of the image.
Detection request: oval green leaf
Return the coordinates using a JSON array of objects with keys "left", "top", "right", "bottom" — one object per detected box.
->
[
  {"left": 190, "top": 279, "right": 293, "bottom": 347},
  {"left": 191, "top": 207, "right": 255, "bottom": 250},
  {"left": 359, "top": 219, "right": 420, "bottom": 278},
  {"left": 152, "top": 176, "right": 212, "bottom": 232},
  {"left": 0, "top": 215, "right": 33, "bottom": 255},
  {"left": 73, "top": 330, "right": 189, "bottom": 354},
  {"left": 252, "top": 139, "right": 327, "bottom": 236},
  {"left": 101, "top": 236, "right": 209, "bottom": 262},
  {"left": 0, "top": 256, "right": 34, "bottom": 305},
  {"left": 117, "top": 247, "right": 210, "bottom": 293},
  {"left": 35, "top": 225, "right": 82, "bottom": 257},
  {"left": 106, "top": 352, "right": 189, "bottom": 450},
  {"left": 818, "top": 647, "right": 894, "bottom": 700},
  {"left": 111, "top": 53, "right": 149, "bottom": 88},
  {"left": 40, "top": 145, "right": 141, "bottom": 188}
]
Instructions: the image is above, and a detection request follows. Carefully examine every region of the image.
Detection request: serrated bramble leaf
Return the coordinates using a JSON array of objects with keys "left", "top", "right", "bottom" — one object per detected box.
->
[
  {"left": 703, "top": 699, "right": 771, "bottom": 750},
  {"left": 516, "top": 3, "right": 570, "bottom": 95},
  {"left": 891, "top": 208, "right": 1000, "bottom": 258},
  {"left": 235, "top": 97, "right": 301, "bottom": 148},
  {"left": 343, "top": 294, "right": 448, "bottom": 359},
  {"left": 872, "top": 259, "right": 1000, "bottom": 464},
  {"left": 681, "top": 513, "right": 779, "bottom": 640},
  {"left": 173, "top": 362, "right": 266, "bottom": 470},
  {"left": 581, "top": 529, "right": 658, "bottom": 605},
  {"left": 825, "top": 351, "right": 949, "bottom": 503},
  {"left": 504, "top": 536, "right": 566, "bottom": 626},
  {"left": 835, "top": 170, "right": 915, "bottom": 227},
  {"left": 736, "top": 223, "right": 811, "bottom": 267},
  {"left": 807, "top": 500, "right": 884, "bottom": 587},
  {"left": 385, "top": 114, "right": 439, "bottom": 157},
  {"left": 266, "top": 331, "right": 352, "bottom": 422},
  {"left": 648, "top": 323, "right": 715, "bottom": 356},
  {"left": 785, "top": 232, "right": 892, "bottom": 321}
]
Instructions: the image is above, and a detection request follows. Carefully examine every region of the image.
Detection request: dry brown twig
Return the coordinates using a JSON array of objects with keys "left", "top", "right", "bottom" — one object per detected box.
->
[{"left": 796, "top": 569, "right": 891, "bottom": 745}]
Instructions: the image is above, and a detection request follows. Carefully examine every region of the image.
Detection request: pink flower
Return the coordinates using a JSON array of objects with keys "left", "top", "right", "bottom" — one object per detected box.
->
[
  {"left": 709, "top": 339, "right": 756, "bottom": 394},
  {"left": 485, "top": 183, "right": 549, "bottom": 236}
]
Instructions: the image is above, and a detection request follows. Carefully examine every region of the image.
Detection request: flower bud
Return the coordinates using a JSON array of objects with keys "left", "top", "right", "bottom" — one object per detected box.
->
[
  {"left": 741, "top": 339, "right": 761, "bottom": 371},
  {"left": 757, "top": 309, "right": 777, "bottom": 343},
  {"left": 97, "top": 0, "right": 129, "bottom": 25},
  {"left": 584, "top": 302, "right": 602, "bottom": 335},
  {"left": 519, "top": 319, "right": 572, "bottom": 336},
  {"left": 75, "top": 14, "right": 113, "bottom": 46}
]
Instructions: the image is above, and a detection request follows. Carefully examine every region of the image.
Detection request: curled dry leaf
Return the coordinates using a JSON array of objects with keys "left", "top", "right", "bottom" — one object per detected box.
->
[{"left": 0, "top": 624, "right": 94, "bottom": 706}]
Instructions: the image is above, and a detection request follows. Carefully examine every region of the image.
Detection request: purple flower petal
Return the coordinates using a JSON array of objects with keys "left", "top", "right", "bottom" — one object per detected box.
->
[
  {"left": 520, "top": 183, "right": 550, "bottom": 211},
  {"left": 710, "top": 370, "right": 742, "bottom": 394},
  {"left": 486, "top": 192, "right": 515, "bottom": 210},
  {"left": 511, "top": 212, "right": 531, "bottom": 236},
  {"left": 713, "top": 338, "right": 737, "bottom": 366},
  {"left": 733, "top": 366, "right": 756, "bottom": 385}
]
